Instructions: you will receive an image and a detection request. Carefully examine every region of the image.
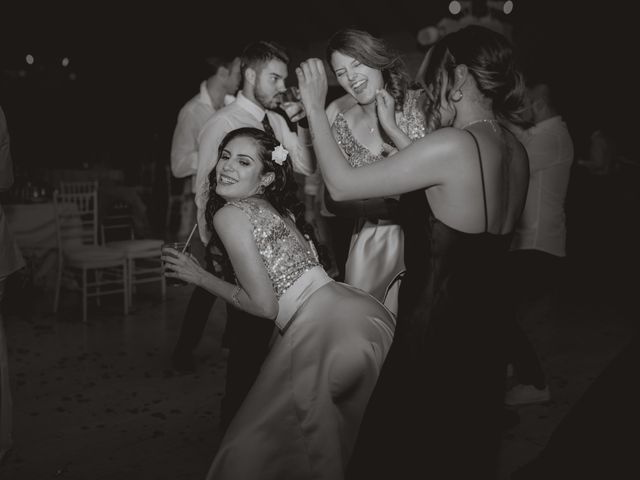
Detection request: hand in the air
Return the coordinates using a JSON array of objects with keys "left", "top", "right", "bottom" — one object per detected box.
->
[{"left": 295, "top": 58, "right": 328, "bottom": 115}]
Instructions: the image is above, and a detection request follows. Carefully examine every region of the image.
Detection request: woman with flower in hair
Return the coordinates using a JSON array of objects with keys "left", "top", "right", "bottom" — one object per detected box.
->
[{"left": 162, "top": 127, "right": 395, "bottom": 480}]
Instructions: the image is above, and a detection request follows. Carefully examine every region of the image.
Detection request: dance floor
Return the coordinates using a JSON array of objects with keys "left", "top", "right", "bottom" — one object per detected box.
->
[
  {"left": 0, "top": 263, "right": 635, "bottom": 479},
  {"left": 2, "top": 169, "right": 639, "bottom": 479}
]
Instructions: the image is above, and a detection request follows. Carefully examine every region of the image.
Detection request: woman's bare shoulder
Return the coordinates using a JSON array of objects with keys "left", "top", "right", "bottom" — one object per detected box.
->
[{"left": 213, "top": 202, "right": 254, "bottom": 229}]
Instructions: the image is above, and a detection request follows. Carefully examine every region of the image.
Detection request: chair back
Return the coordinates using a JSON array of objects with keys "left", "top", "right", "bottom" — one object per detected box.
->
[
  {"left": 101, "top": 202, "right": 135, "bottom": 243},
  {"left": 53, "top": 189, "right": 99, "bottom": 249},
  {"left": 59, "top": 180, "right": 99, "bottom": 195}
]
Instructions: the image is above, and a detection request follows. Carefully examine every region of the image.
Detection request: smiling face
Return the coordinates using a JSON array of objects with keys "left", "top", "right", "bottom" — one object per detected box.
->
[
  {"left": 252, "top": 59, "right": 288, "bottom": 109},
  {"left": 215, "top": 136, "right": 273, "bottom": 201},
  {"left": 330, "top": 51, "right": 384, "bottom": 105}
]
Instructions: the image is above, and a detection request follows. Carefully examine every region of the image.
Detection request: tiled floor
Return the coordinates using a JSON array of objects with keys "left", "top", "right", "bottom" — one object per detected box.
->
[
  {"left": 1, "top": 262, "right": 636, "bottom": 480},
  {"left": 2, "top": 168, "right": 638, "bottom": 480}
]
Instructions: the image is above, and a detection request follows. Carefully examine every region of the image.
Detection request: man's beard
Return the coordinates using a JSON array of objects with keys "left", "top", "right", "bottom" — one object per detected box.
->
[{"left": 255, "top": 85, "right": 279, "bottom": 110}]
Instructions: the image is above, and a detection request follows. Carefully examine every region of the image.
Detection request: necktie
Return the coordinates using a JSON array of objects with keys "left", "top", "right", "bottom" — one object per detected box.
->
[{"left": 261, "top": 113, "right": 276, "bottom": 139}]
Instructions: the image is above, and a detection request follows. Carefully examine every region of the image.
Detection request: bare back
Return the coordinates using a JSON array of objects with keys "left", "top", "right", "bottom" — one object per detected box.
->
[{"left": 425, "top": 123, "right": 529, "bottom": 235}]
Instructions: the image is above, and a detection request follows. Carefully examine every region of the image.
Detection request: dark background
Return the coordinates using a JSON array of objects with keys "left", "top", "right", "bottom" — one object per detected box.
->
[{"left": 0, "top": 0, "right": 635, "bottom": 173}]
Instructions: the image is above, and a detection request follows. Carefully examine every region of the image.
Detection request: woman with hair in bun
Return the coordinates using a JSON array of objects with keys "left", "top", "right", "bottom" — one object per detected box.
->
[
  {"left": 162, "top": 127, "right": 395, "bottom": 480},
  {"left": 297, "top": 25, "right": 530, "bottom": 479},
  {"left": 323, "top": 28, "right": 427, "bottom": 311}
]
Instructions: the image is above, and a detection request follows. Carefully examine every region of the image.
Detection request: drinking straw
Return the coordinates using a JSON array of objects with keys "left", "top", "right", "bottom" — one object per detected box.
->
[{"left": 181, "top": 223, "right": 198, "bottom": 253}]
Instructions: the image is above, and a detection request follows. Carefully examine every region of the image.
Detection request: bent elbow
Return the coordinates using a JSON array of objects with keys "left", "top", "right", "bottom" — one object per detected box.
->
[
  {"left": 326, "top": 187, "right": 350, "bottom": 202},
  {"left": 255, "top": 299, "right": 279, "bottom": 320}
]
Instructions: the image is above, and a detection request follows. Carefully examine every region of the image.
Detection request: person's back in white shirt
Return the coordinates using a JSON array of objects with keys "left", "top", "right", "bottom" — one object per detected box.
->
[
  {"left": 512, "top": 84, "right": 574, "bottom": 257},
  {"left": 170, "top": 56, "right": 242, "bottom": 194}
]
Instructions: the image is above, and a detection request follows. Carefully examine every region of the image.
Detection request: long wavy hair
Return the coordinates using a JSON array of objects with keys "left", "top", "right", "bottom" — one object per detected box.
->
[
  {"left": 326, "top": 28, "right": 415, "bottom": 111},
  {"left": 420, "top": 25, "right": 527, "bottom": 131},
  {"left": 204, "top": 127, "right": 329, "bottom": 279}
]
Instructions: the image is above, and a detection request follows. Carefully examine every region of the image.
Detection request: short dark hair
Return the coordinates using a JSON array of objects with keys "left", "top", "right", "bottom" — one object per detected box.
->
[
  {"left": 240, "top": 41, "right": 289, "bottom": 77},
  {"left": 202, "top": 53, "right": 238, "bottom": 78}
]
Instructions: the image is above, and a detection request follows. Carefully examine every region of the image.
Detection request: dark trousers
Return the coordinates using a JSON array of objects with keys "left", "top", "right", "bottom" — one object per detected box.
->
[
  {"left": 505, "top": 249, "right": 563, "bottom": 388},
  {"left": 220, "top": 306, "right": 275, "bottom": 430},
  {"left": 325, "top": 216, "right": 353, "bottom": 283},
  {"left": 173, "top": 241, "right": 218, "bottom": 359},
  {"left": 172, "top": 271, "right": 275, "bottom": 431},
  {"left": 172, "top": 285, "right": 217, "bottom": 358}
]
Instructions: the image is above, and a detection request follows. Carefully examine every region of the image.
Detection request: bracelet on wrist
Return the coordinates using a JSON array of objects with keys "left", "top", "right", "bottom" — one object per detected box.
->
[{"left": 231, "top": 285, "right": 241, "bottom": 307}]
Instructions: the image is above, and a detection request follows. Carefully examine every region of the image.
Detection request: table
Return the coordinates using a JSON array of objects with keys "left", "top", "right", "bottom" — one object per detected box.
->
[{"left": 4, "top": 202, "right": 77, "bottom": 289}]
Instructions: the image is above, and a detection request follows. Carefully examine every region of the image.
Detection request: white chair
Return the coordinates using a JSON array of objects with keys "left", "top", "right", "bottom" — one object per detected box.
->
[
  {"left": 53, "top": 189, "right": 129, "bottom": 322},
  {"left": 59, "top": 180, "right": 99, "bottom": 195},
  {"left": 101, "top": 203, "right": 165, "bottom": 305}
]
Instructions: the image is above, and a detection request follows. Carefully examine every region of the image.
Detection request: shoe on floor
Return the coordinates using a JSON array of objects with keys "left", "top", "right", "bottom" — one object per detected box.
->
[{"left": 504, "top": 384, "right": 550, "bottom": 406}]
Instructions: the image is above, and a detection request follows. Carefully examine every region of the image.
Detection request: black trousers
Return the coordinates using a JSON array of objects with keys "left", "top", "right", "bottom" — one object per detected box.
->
[
  {"left": 172, "top": 285, "right": 217, "bottom": 358},
  {"left": 173, "top": 275, "right": 275, "bottom": 431},
  {"left": 220, "top": 305, "right": 274, "bottom": 430},
  {"left": 505, "top": 249, "right": 563, "bottom": 388}
]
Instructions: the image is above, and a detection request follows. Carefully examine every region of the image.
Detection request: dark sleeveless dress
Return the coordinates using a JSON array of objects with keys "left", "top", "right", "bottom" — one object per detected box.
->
[{"left": 348, "top": 131, "right": 513, "bottom": 480}]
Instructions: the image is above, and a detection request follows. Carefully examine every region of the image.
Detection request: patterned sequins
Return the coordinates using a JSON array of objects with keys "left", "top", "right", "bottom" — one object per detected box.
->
[
  {"left": 397, "top": 89, "right": 427, "bottom": 142},
  {"left": 334, "top": 114, "right": 385, "bottom": 168},
  {"left": 226, "top": 200, "right": 320, "bottom": 298},
  {"left": 333, "top": 88, "right": 427, "bottom": 169}
]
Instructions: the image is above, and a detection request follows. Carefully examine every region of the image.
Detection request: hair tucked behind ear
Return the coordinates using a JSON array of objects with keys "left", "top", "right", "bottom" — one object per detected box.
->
[
  {"left": 204, "top": 128, "right": 331, "bottom": 280},
  {"left": 420, "top": 25, "right": 528, "bottom": 129}
]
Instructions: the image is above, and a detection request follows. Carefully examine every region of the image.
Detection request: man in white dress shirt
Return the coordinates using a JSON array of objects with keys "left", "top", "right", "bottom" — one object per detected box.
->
[
  {"left": 505, "top": 75, "right": 574, "bottom": 406},
  {"left": 170, "top": 54, "right": 241, "bottom": 239},
  {"left": 175, "top": 40, "right": 315, "bottom": 430},
  {"left": 194, "top": 43, "right": 314, "bottom": 244}
]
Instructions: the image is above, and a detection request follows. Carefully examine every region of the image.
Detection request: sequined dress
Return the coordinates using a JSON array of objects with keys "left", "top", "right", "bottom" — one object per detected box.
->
[
  {"left": 333, "top": 89, "right": 425, "bottom": 310},
  {"left": 206, "top": 199, "right": 395, "bottom": 480}
]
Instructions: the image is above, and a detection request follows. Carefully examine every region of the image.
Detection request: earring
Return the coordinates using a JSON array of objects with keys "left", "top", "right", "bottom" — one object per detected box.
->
[{"left": 451, "top": 89, "right": 463, "bottom": 102}]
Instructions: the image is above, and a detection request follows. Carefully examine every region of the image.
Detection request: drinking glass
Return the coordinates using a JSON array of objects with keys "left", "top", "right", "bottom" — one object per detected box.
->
[
  {"left": 281, "top": 86, "right": 300, "bottom": 103},
  {"left": 162, "top": 242, "right": 191, "bottom": 286},
  {"left": 280, "top": 86, "right": 302, "bottom": 119}
]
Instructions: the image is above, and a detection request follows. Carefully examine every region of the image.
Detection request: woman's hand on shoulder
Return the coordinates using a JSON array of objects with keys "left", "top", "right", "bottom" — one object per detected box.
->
[{"left": 375, "top": 89, "right": 397, "bottom": 131}]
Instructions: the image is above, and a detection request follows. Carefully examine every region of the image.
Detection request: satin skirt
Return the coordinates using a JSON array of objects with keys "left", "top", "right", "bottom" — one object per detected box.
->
[
  {"left": 207, "top": 267, "right": 395, "bottom": 480},
  {"left": 344, "top": 220, "right": 404, "bottom": 314}
]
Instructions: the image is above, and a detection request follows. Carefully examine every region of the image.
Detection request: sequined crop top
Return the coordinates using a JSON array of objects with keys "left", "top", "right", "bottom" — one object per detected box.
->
[
  {"left": 333, "top": 88, "right": 426, "bottom": 168},
  {"left": 226, "top": 199, "right": 320, "bottom": 298}
]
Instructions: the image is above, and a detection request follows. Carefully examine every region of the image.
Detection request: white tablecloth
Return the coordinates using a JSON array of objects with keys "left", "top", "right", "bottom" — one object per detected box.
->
[{"left": 4, "top": 202, "right": 74, "bottom": 289}]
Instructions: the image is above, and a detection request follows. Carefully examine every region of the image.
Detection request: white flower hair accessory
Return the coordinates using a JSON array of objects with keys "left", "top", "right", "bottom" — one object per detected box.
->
[{"left": 271, "top": 144, "right": 289, "bottom": 166}]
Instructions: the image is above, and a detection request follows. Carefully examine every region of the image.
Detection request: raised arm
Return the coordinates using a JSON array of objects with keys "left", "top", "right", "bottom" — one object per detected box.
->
[
  {"left": 162, "top": 204, "right": 278, "bottom": 319},
  {"left": 296, "top": 59, "right": 457, "bottom": 201}
]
